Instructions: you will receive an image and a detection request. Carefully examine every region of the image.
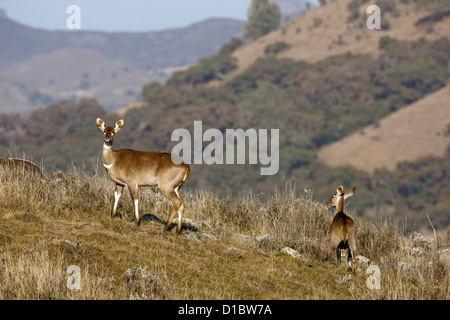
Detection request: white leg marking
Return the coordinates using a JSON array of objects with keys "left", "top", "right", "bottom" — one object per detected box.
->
[
  {"left": 113, "top": 191, "right": 121, "bottom": 213},
  {"left": 177, "top": 204, "right": 184, "bottom": 220},
  {"left": 174, "top": 186, "right": 182, "bottom": 219},
  {"left": 134, "top": 199, "right": 139, "bottom": 221}
]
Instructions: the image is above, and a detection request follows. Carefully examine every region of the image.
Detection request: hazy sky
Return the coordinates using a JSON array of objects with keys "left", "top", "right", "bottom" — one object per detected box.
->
[{"left": 0, "top": 0, "right": 252, "bottom": 32}]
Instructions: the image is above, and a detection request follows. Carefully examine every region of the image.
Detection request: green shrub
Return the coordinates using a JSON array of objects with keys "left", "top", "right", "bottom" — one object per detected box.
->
[
  {"left": 167, "top": 54, "right": 237, "bottom": 87},
  {"left": 264, "top": 41, "right": 291, "bottom": 56}
]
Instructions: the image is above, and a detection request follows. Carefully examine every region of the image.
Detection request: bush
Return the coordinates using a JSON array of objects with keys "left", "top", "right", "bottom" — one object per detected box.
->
[
  {"left": 219, "top": 37, "right": 243, "bottom": 55},
  {"left": 264, "top": 41, "right": 291, "bottom": 56},
  {"left": 167, "top": 54, "right": 237, "bottom": 87}
]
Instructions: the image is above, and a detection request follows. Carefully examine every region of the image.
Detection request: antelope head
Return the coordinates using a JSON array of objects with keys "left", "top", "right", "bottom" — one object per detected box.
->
[
  {"left": 96, "top": 118, "right": 124, "bottom": 147},
  {"left": 326, "top": 186, "right": 356, "bottom": 211}
]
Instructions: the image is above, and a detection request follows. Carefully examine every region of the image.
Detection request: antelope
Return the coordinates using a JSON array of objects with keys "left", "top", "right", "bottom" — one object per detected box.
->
[
  {"left": 326, "top": 186, "right": 357, "bottom": 273},
  {"left": 0, "top": 155, "right": 44, "bottom": 178},
  {"left": 96, "top": 118, "right": 190, "bottom": 233}
]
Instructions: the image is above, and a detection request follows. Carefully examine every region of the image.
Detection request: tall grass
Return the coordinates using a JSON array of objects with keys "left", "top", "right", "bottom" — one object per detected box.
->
[
  {"left": 0, "top": 249, "right": 119, "bottom": 299},
  {"left": 0, "top": 164, "right": 448, "bottom": 299}
]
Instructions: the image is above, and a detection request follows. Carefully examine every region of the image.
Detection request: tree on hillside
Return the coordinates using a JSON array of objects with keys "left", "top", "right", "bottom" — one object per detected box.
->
[{"left": 244, "top": 0, "right": 281, "bottom": 41}]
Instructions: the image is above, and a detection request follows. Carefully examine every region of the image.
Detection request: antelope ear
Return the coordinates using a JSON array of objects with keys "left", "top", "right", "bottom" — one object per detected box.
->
[
  {"left": 114, "top": 119, "right": 124, "bottom": 132},
  {"left": 336, "top": 186, "right": 344, "bottom": 194},
  {"left": 344, "top": 187, "right": 356, "bottom": 199},
  {"left": 96, "top": 118, "right": 106, "bottom": 132}
]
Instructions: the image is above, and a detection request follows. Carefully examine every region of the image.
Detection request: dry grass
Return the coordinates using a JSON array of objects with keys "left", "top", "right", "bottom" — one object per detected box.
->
[{"left": 0, "top": 164, "right": 448, "bottom": 300}]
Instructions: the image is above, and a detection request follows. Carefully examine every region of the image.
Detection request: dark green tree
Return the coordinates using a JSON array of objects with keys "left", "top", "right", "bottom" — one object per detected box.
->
[{"left": 244, "top": 0, "right": 281, "bottom": 41}]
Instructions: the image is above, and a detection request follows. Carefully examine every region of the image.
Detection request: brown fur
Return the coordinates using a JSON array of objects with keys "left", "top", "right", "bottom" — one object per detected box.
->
[
  {"left": 326, "top": 186, "right": 357, "bottom": 273},
  {"left": 96, "top": 118, "right": 190, "bottom": 234},
  {"left": 0, "top": 156, "right": 44, "bottom": 178}
]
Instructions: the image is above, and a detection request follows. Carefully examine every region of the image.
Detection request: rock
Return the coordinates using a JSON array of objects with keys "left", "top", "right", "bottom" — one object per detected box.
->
[
  {"left": 256, "top": 234, "right": 274, "bottom": 243},
  {"left": 123, "top": 267, "right": 159, "bottom": 282},
  {"left": 411, "top": 247, "right": 424, "bottom": 257},
  {"left": 198, "top": 232, "right": 217, "bottom": 241},
  {"left": 228, "top": 247, "right": 246, "bottom": 258},
  {"left": 336, "top": 274, "right": 352, "bottom": 285},
  {"left": 171, "top": 218, "right": 199, "bottom": 232},
  {"left": 408, "top": 231, "right": 433, "bottom": 252},
  {"left": 139, "top": 214, "right": 163, "bottom": 224},
  {"left": 356, "top": 255, "right": 371, "bottom": 269},
  {"left": 438, "top": 248, "right": 450, "bottom": 265},
  {"left": 281, "top": 247, "right": 302, "bottom": 259},
  {"left": 255, "top": 234, "right": 276, "bottom": 251},
  {"left": 51, "top": 238, "right": 78, "bottom": 248},
  {"left": 184, "top": 232, "right": 203, "bottom": 245},
  {"left": 129, "top": 293, "right": 149, "bottom": 300},
  {"left": 122, "top": 267, "right": 167, "bottom": 299}
]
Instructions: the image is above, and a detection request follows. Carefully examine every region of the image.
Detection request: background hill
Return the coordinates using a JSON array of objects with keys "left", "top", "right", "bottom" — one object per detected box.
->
[
  {"left": 0, "top": 49, "right": 155, "bottom": 114},
  {"left": 225, "top": 0, "right": 450, "bottom": 81},
  {"left": 0, "top": 12, "right": 244, "bottom": 112},
  {"left": 318, "top": 85, "right": 450, "bottom": 172}
]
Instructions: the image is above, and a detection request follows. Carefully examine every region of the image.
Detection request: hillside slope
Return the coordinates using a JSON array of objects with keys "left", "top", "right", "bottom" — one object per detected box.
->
[
  {"left": 318, "top": 85, "right": 450, "bottom": 172},
  {"left": 0, "top": 49, "right": 155, "bottom": 113},
  {"left": 226, "top": 0, "right": 450, "bottom": 81}
]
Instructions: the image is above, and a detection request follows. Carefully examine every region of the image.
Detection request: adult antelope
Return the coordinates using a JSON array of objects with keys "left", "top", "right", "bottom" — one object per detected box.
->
[
  {"left": 0, "top": 155, "right": 44, "bottom": 178},
  {"left": 326, "top": 186, "right": 357, "bottom": 273},
  {"left": 96, "top": 118, "right": 190, "bottom": 233}
]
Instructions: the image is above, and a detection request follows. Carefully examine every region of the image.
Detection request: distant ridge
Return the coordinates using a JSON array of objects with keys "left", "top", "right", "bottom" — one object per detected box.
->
[
  {"left": 0, "top": 12, "right": 244, "bottom": 112},
  {"left": 0, "top": 13, "right": 244, "bottom": 71}
]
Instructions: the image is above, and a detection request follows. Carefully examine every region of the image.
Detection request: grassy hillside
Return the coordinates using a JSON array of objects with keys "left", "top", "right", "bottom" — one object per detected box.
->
[{"left": 0, "top": 165, "right": 448, "bottom": 299}]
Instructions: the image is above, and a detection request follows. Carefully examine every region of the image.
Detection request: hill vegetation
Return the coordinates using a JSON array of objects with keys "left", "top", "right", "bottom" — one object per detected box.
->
[
  {"left": 1, "top": 33, "right": 449, "bottom": 233},
  {"left": 226, "top": 0, "right": 450, "bottom": 81}
]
